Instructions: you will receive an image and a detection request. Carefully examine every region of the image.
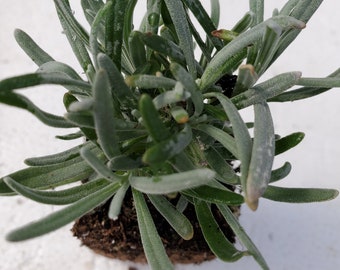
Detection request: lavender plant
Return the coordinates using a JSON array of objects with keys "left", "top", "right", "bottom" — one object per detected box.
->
[{"left": 0, "top": 0, "right": 339, "bottom": 269}]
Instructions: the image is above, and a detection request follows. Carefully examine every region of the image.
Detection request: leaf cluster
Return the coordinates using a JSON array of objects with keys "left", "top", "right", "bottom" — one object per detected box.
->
[{"left": 0, "top": 1, "right": 339, "bottom": 269}]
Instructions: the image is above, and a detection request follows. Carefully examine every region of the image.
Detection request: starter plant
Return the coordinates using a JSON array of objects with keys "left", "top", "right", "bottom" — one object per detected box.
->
[{"left": 0, "top": 0, "right": 339, "bottom": 269}]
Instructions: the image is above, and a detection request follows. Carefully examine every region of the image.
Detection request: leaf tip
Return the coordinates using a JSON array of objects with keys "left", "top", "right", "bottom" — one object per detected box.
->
[
  {"left": 2, "top": 176, "right": 14, "bottom": 189},
  {"left": 5, "top": 228, "right": 23, "bottom": 242},
  {"left": 332, "top": 189, "right": 339, "bottom": 200},
  {"left": 14, "top": 28, "right": 23, "bottom": 37},
  {"left": 246, "top": 197, "right": 259, "bottom": 211},
  {"left": 245, "top": 182, "right": 265, "bottom": 211},
  {"left": 182, "top": 230, "right": 194, "bottom": 241},
  {"left": 5, "top": 232, "right": 16, "bottom": 242},
  {"left": 124, "top": 75, "right": 134, "bottom": 87}
]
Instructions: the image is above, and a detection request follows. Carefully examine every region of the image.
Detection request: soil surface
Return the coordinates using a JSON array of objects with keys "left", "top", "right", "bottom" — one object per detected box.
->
[{"left": 72, "top": 190, "right": 239, "bottom": 265}]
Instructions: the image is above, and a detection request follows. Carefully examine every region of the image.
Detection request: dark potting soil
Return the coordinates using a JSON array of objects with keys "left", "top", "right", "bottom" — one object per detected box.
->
[{"left": 72, "top": 190, "right": 239, "bottom": 265}]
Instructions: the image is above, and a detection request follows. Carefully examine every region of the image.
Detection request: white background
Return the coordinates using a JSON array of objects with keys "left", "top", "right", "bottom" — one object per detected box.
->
[{"left": 1, "top": 1, "right": 340, "bottom": 269}]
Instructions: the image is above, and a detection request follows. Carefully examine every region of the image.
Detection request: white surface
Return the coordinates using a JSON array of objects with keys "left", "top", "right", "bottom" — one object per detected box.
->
[{"left": 1, "top": 1, "right": 340, "bottom": 270}]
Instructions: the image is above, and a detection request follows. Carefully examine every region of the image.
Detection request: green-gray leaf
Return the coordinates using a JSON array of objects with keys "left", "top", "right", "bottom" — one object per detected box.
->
[
  {"left": 0, "top": 72, "right": 91, "bottom": 94},
  {"left": 14, "top": 29, "right": 54, "bottom": 66},
  {"left": 231, "top": 71, "right": 302, "bottom": 109},
  {"left": 3, "top": 177, "right": 110, "bottom": 205},
  {"left": 0, "top": 156, "right": 95, "bottom": 195},
  {"left": 0, "top": 92, "right": 74, "bottom": 128},
  {"left": 163, "top": 0, "right": 196, "bottom": 78},
  {"left": 246, "top": 102, "right": 275, "bottom": 210},
  {"left": 129, "top": 169, "right": 215, "bottom": 194},
  {"left": 204, "top": 146, "right": 239, "bottom": 185},
  {"left": 92, "top": 69, "right": 120, "bottom": 159},
  {"left": 24, "top": 143, "right": 93, "bottom": 166},
  {"left": 275, "top": 132, "right": 305, "bottom": 156},
  {"left": 199, "top": 16, "right": 305, "bottom": 91},
  {"left": 194, "top": 124, "right": 238, "bottom": 159},
  {"left": 194, "top": 199, "right": 245, "bottom": 262},
  {"left": 217, "top": 204, "right": 269, "bottom": 270},
  {"left": 132, "top": 189, "right": 174, "bottom": 270},
  {"left": 204, "top": 92, "right": 252, "bottom": 191},
  {"left": 80, "top": 146, "right": 121, "bottom": 183},
  {"left": 183, "top": 185, "right": 244, "bottom": 205},
  {"left": 142, "top": 124, "right": 192, "bottom": 165},
  {"left": 170, "top": 62, "right": 203, "bottom": 116},
  {"left": 6, "top": 181, "right": 120, "bottom": 241},
  {"left": 263, "top": 186, "right": 339, "bottom": 203},
  {"left": 139, "top": 94, "right": 171, "bottom": 142},
  {"left": 148, "top": 194, "right": 194, "bottom": 240}
]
